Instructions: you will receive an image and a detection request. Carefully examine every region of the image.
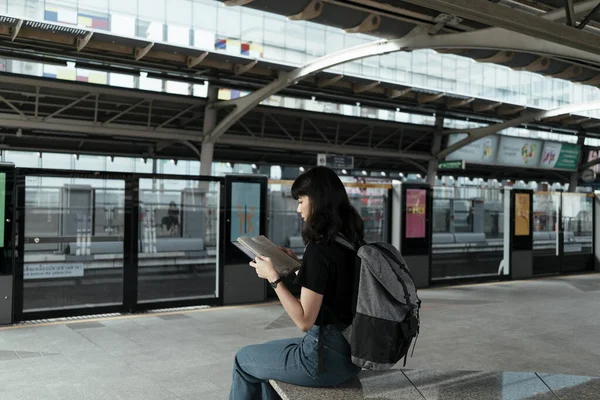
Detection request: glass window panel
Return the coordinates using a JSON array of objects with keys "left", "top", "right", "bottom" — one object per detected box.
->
[
  {"left": 134, "top": 158, "right": 153, "bottom": 174},
  {"left": 5, "top": 150, "right": 40, "bottom": 168},
  {"left": 41, "top": 153, "right": 73, "bottom": 170},
  {"left": 263, "top": 16, "right": 285, "bottom": 48},
  {"left": 138, "top": 0, "right": 166, "bottom": 20},
  {"left": 241, "top": 12, "right": 264, "bottom": 45},
  {"left": 306, "top": 27, "right": 325, "bottom": 57},
  {"left": 79, "top": 0, "right": 109, "bottom": 13},
  {"left": 284, "top": 21, "right": 306, "bottom": 53},
  {"left": 23, "top": 177, "right": 125, "bottom": 312},
  {"left": 167, "top": 0, "right": 192, "bottom": 25},
  {"left": 75, "top": 154, "right": 106, "bottom": 171},
  {"left": 110, "top": 13, "right": 135, "bottom": 36},
  {"left": 167, "top": 24, "right": 190, "bottom": 46},
  {"left": 166, "top": 81, "right": 190, "bottom": 95},
  {"left": 106, "top": 156, "right": 134, "bottom": 172},
  {"left": 109, "top": 73, "right": 135, "bottom": 89},
  {"left": 137, "top": 178, "right": 220, "bottom": 302},
  {"left": 217, "top": 7, "right": 241, "bottom": 38},
  {"left": 139, "top": 76, "right": 163, "bottom": 92},
  {"left": 109, "top": 0, "right": 136, "bottom": 15},
  {"left": 137, "top": 20, "right": 164, "bottom": 41},
  {"left": 192, "top": 1, "right": 217, "bottom": 32}
]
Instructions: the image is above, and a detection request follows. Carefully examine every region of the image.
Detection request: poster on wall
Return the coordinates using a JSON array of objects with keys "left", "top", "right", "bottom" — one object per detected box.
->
[
  {"left": 496, "top": 136, "right": 542, "bottom": 167},
  {"left": 230, "top": 182, "right": 261, "bottom": 242},
  {"left": 405, "top": 189, "right": 426, "bottom": 239},
  {"left": 515, "top": 193, "right": 530, "bottom": 236},
  {"left": 445, "top": 133, "right": 498, "bottom": 163},
  {"left": 586, "top": 150, "right": 600, "bottom": 175},
  {"left": 539, "top": 142, "right": 580, "bottom": 171}
]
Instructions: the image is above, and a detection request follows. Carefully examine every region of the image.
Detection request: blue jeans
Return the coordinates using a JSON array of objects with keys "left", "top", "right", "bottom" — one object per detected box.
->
[{"left": 229, "top": 324, "right": 361, "bottom": 400}]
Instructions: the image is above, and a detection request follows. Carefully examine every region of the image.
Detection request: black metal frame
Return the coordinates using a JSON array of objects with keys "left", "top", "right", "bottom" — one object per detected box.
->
[{"left": 13, "top": 167, "right": 225, "bottom": 322}]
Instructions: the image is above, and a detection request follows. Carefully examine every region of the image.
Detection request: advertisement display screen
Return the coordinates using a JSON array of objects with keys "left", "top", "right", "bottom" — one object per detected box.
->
[
  {"left": 445, "top": 133, "right": 498, "bottom": 163},
  {"left": 539, "top": 142, "right": 580, "bottom": 171},
  {"left": 515, "top": 193, "right": 530, "bottom": 237},
  {"left": 405, "top": 189, "right": 426, "bottom": 239},
  {"left": 496, "top": 136, "right": 542, "bottom": 167}
]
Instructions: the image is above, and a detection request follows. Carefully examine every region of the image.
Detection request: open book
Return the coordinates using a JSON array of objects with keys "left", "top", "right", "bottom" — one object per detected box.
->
[{"left": 233, "top": 235, "right": 301, "bottom": 277}]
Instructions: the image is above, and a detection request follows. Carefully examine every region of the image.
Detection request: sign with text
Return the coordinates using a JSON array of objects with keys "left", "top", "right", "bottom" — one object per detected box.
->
[
  {"left": 24, "top": 263, "right": 84, "bottom": 280},
  {"left": 445, "top": 134, "right": 579, "bottom": 171},
  {"left": 317, "top": 154, "right": 354, "bottom": 169},
  {"left": 438, "top": 160, "right": 465, "bottom": 170},
  {"left": 445, "top": 134, "right": 498, "bottom": 163},
  {"left": 405, "top": 189, "right": 426, "bottom": 239},
  {"left": 539, "top": 142, "right": 580, "bottom": 171},
  {"left": 496, "top": 136, "right": 542, "bottom": 167}
]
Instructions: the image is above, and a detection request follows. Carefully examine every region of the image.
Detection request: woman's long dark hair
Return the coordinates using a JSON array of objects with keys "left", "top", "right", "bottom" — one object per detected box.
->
[{"left": 291, "top": 166, "right": 364, "bottom": 245}]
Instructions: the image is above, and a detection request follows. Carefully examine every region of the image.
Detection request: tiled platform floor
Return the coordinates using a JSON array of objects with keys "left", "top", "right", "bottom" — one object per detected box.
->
[{"left": 0, "top": 273, "right": 599, "bottom": 399}]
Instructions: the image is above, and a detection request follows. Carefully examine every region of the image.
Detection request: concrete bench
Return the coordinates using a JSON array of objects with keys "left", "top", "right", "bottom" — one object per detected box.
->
[
  {"left": 269, "top": 370, "right": 421, "bottom": 399},
  {"left": 270, "top": 376, "right": 363, "bottom": 400}
]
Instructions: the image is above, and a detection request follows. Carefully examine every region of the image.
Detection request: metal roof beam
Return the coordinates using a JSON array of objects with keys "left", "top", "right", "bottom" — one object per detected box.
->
[
  {"left": 10, "top": 19, "right": 23, "bottom": 41},
  {"left": 135, "top": 43, "right": 154, "bottom": 61},
  {"left": 0, "top": 74, "right": 206, "bottom": 106},
  {"left": 205, "top": 24, "right": 600, "bottom": 144},
  {"left": 344, "top": 14, "right": 382, "bottom": 34},
  {"left": 44, "top": 93, "right": 93, "bottom": 120},
  {"left": 0, "top": 113, "right": 203, "bottom": 142},
  {"left": 447, "top": 97, "right": 474, "bottom": 109},
  {"left": 224, "top": 0, "right": 255, "bottom": 6},
  {"left": 218, "top": 134, "right": 432, "bottom": 162},
  {"left": 77, "top": 31, "right": 93, "bottom": 51},
  {"left": 438, "top": 100, "right": 600, "bottom": 159},
  {"left": 287, "top": 0, "right": 323, "bottom": 21},
  {"left": 399, "top": 0, "right": 600, "bottom": 54},
  {"left": 0, "top": 94, "right": 25, "bottom": 117}
]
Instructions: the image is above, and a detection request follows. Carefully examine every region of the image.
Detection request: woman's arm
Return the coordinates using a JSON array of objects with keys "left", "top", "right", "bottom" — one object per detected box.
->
[
  {"left": 273, "top": 282, "right": 323, "bottom": 332},
  {"left": 250, "top": 255, "right": 323, "bottom": 332}
]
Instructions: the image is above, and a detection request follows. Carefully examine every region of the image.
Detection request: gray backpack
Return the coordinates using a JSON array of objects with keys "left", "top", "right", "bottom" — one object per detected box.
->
[{"left": 335, "top": 236, "right": 421, "bottom": 371}]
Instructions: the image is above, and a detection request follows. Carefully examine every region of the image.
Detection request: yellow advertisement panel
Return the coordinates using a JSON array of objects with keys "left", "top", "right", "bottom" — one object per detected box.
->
[{"left": 515, "top": 193, "right": 530, "bottom": 236}]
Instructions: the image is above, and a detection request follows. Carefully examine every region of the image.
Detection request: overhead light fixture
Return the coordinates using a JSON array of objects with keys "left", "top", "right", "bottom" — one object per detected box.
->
[
  {"left": 342, "top": 169, "right": 347, "bottom": 174},
  {"left": 299, "top": 166, "right": 305, "bottom": 172},
  {"left": 252, "top": 164, "right": 257, "bottom": 169},
  {"left": 37, "top": 152, "right": 42, "bottom": 158},
  {"left": 381, "top": 172, "right": 386, "bottom": 176},
  {"left": 356, "top": 102, "right": 361, "bottom": 107},
  {"left": 311, "top": 96, "right": 316, "bottom": 101},
  {"left": 73, "top": 154, "right": 79, "bottom": 160},
  {"left": 362, "top": 170, "right": 367, "bottom": 176},
  {"left": 226, "top": 162, "right": 232, "bottom": 168}
]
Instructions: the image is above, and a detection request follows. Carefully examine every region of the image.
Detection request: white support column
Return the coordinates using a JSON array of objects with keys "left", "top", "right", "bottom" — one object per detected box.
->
[{"left": 200, "top": 85, "right": 218, "bottom": 177}]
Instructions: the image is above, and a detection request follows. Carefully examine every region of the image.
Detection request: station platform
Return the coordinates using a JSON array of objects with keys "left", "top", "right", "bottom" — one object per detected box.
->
[{"left": 0, "top": 273, "right": 599, "bottom": 400}]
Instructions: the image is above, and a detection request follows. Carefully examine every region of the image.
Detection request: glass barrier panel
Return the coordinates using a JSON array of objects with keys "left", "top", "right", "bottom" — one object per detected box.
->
[
  {"left": 137, "top": 179, "right": 220, "bottom": 303},
  {"left": 23, "top": 176, "right": 125, "bottom": 312},
  {"left": 431, "top": 188, "right": 504, "bottom": 280},
  {"left": 562, "top": 193, "right": 593, "bottom": 255},
  {"left": 533, "top": 192, "right": 560, "bottom": 253}
]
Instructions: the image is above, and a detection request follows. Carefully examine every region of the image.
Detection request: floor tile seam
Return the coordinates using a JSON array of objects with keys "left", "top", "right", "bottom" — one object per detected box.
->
[
  {"left": 535, "top": 372, "right": 562, "bottom": 399},
  {"left": 400, "top": 369, "right": 428, "bottom": 399}
]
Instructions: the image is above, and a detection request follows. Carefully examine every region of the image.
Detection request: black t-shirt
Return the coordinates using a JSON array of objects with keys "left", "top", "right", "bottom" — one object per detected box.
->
[{"left": 293, "top": 241, "right": 357, "bottom": 326}]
